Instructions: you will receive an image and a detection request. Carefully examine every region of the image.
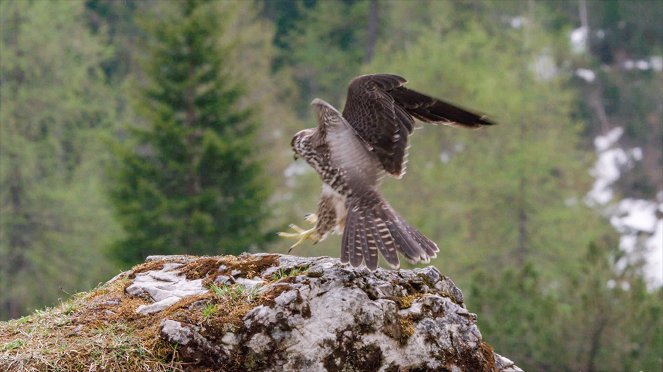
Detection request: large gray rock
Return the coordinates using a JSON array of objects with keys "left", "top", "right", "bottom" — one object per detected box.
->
[{"left": 129, "top": 253, "right": 521, "bottom": 371}]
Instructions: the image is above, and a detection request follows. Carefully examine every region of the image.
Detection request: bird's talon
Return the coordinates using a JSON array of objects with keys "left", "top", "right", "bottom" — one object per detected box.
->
[
  {"left": 287, "top": 224, "right": 306, "bottom": 233},
  {"left": 278, "top": 222, "right": 319, "bottom": 252}
]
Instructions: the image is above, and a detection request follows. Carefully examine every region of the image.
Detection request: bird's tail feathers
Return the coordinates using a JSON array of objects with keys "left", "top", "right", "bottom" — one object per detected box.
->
[{"left": 341, "top": 190, "right": 438, "bottom": 270}]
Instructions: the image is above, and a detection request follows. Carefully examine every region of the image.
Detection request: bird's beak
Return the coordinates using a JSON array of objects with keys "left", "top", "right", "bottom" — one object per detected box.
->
[{"left": 293, "top": 153, "right": 299, "bottom": 161}]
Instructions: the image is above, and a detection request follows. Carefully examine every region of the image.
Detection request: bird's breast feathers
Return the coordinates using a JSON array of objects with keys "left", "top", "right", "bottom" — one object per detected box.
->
[{"left": 321, "top": 183, "right": 348, "bottom": 234}]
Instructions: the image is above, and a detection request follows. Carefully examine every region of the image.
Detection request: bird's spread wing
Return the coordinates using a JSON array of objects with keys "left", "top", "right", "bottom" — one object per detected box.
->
[
  {"left": 311, "top": 98, "right": 383, "bottom": 188},
  {"left": 341, "top": 74, "right": 495, "bottom": 177}
]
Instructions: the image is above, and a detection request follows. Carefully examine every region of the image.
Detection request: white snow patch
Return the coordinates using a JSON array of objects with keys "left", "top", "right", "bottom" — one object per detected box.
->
[
  {"left": 575, "top": 68, "right": 596, "bottom": 82},
  {"left": 510, "top": 16, "right": 525, "bottom": 29},
  {"left": 631, "top": 147, "right": 642, "bottom": 161},
  {"left": 532, "top": 53, "right": 558, "bottom": 81},
  {"left": 622, "top": 57, "right": 663, "bottom": 72},
  {"left": 586, "top": 128, "right": 662, "bottom": 288},
  {"left": 636, "top": 60, "right": 650, "bottom": 70},
  {"left": 594, "top": 127, "right": 623, "bottom": 152},
  {"left": 587, "top": 147, "right": 630, "bottom": 205},
  {"left": 611, "top": 199, "right": 659, "bottom": 234},
  {"left": 647, "top": 219, "right": 663, "bottom": 286},
  {"left": 612, "top": 200, "right": 663, "bottom": 288},
  {"left": 570, "top": 27, "right": 588, "bottom": 54},
  {"left": 587, "top": 128, "right": 644, "bottom": 206}
]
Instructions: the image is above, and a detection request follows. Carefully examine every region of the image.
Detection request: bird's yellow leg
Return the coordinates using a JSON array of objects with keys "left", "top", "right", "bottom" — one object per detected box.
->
[
  {"left": 304, "top": 213, "right": 318, "bottom": 224},
  {"left": 278, "top": 214, "right": 319, "bottom": 253}
]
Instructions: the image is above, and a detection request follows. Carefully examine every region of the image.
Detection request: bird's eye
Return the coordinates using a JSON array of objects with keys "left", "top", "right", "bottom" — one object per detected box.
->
[{"left": 293, "top": 153, "right": 299, "bottom": 161}]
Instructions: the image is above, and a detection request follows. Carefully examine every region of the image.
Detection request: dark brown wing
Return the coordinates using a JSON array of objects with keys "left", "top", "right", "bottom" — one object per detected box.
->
[{"left": 341, "top": 74, "right": 494, "bottom": 177}]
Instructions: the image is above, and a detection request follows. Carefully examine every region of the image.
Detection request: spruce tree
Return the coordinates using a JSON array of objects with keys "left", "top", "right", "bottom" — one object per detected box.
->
[{"left": 109, "top": 0, "right": 271, "bottom": 266}]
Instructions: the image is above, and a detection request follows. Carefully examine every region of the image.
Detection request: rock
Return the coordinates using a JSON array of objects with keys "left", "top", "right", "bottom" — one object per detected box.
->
[
  {"left": 160, "top": 319, "right": 228, "bottom": 365},
  {"left": 214, "top": 274, "right": 234, "bottom": 285},
  {"left": 123, "top": 254, "right": 521, "bottom": 371},
  {"left": 125, "top": 262, "right": 207, "bottom": 315},
  {"left": 495, "top": 354, "right": 522, "bottom": 372},
  {"left": 235, "top": 277, "right": 265, "bottom": 291},
  {"left": 0, "top": 253, "right": 522, "bottom": 371}
]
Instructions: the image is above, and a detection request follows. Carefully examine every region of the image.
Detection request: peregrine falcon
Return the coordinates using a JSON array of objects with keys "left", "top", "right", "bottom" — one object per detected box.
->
[{"left": 279, "top": 74, "right": 494, "bottom": 270}]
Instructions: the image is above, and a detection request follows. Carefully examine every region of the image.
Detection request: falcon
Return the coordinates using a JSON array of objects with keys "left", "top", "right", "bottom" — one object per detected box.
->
[{"left": 279, "top": 74, "right": 494, "bottom": 270}]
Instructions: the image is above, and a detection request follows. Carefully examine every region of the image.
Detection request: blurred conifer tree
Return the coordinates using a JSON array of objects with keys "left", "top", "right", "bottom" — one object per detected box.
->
[{"left": 108, "top": 0, "right": 271, "bottom": 266}]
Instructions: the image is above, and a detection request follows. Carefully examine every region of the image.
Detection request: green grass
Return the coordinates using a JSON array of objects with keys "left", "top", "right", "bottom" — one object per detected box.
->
[
  {"left": 202, "top": 303, "right": 217, "bottom": 320},
  {"left": 271, "top": 266, "right": 308, "bottom": 281},
  {"left": 210, "top": 283, "right": 244, "bottom": 299},
  {"left": 1, "top": 340, "right": 24, "bottom": 351},
  {"left": 209, "top": 283, "right": 261, "bottom": 302},
  {"left": 0, "top": 255, "right": 284, "bottom": 371}
]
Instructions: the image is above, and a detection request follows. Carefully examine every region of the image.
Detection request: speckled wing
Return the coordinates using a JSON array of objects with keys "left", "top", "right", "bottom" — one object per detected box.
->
[
  {"left": 341, "top": 74, "right": 495, "bottom": 178},
  {"left": 310, "top": 98, "right": 440, "bottom": 271},
  {"left": 311, "top": 98, "right": 383, "bottom": 189}
]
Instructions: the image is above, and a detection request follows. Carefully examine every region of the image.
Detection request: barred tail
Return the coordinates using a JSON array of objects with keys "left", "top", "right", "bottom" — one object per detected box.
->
[{"left": 341, "top": 189, "right": 438, "bottom": 270}]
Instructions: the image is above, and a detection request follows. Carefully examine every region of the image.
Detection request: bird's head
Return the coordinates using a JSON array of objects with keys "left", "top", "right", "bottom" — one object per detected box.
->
[{"left": 290, "top": 128, "right": 314, "bottom": 161}]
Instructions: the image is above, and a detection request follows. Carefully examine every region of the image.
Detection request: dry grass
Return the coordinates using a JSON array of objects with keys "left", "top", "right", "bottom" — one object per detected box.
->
[{"left": 0, "top": 254, "right": 282, "bottom": 371}]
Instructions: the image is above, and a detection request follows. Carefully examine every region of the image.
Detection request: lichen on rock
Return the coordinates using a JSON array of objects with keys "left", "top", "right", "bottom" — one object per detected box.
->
[
  {"left": 0, "top": 253, "right": 522, "bottom": 371},
  {"left": 148, "top": 254, "right": 520, "bottom": 371}
]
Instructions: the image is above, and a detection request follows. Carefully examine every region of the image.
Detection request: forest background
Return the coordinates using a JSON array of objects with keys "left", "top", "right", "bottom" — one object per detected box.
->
[{"left": 1, "top": 0, "right": 661, "bottom": 370}]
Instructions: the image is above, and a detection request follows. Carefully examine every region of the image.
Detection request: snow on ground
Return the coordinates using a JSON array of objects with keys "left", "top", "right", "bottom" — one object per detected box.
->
[
  {"left": 570, "top": 26, "right": 588, "bottom": 54},
  {"left": 575, "top": 68, "right": 596, "bottom": 82},
  {"left": 586, "top": 127, "right": 641, "bottom": 205},
  {"left": 622, "top": 57, "right": 663, "bottom": 72},
  {"left": 588, "top": 127, "right": 662, "bottom": 288},
  {"left": 611, "top": 198, "right": 663, "bottom": 288},
  {"left": 651, "top": 56, "right": 663, "bottom": 72},
  {"left": 594, "top": 127, "right": 623, "bottom": 152}
]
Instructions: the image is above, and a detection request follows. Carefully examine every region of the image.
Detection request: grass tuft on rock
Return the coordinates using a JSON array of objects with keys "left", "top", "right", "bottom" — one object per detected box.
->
[{"left": 0, "top": 254, "right": 281, "bottom": 371}]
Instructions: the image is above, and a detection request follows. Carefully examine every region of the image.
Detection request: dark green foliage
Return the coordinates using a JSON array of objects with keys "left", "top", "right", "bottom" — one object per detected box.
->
[
  {"left": 108, "top": 0, "right": 271, "bottom": 266},
  {"left": 260, "top": 0, "right": 317, "bottom": 69},
  {"left": 358, "top": 1, "right": 661, "bottom": 370},
  {"left": 558, "top": 0, "right": 663, "bottom": 199},
  {"left": 0, "top": 0, "right": 118, "bottom": 320},
  {"left": 84, "top": 0, "right": 143, "bottom": 82},
  {"left": 470, "top": 242, "right": 663, "bottom": 372},
  {"left": 369, "top": 0, "right": 602, "bottom": 282},
  {"left": 271, "top": 0, "right": 373, "bottom": 114}
]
